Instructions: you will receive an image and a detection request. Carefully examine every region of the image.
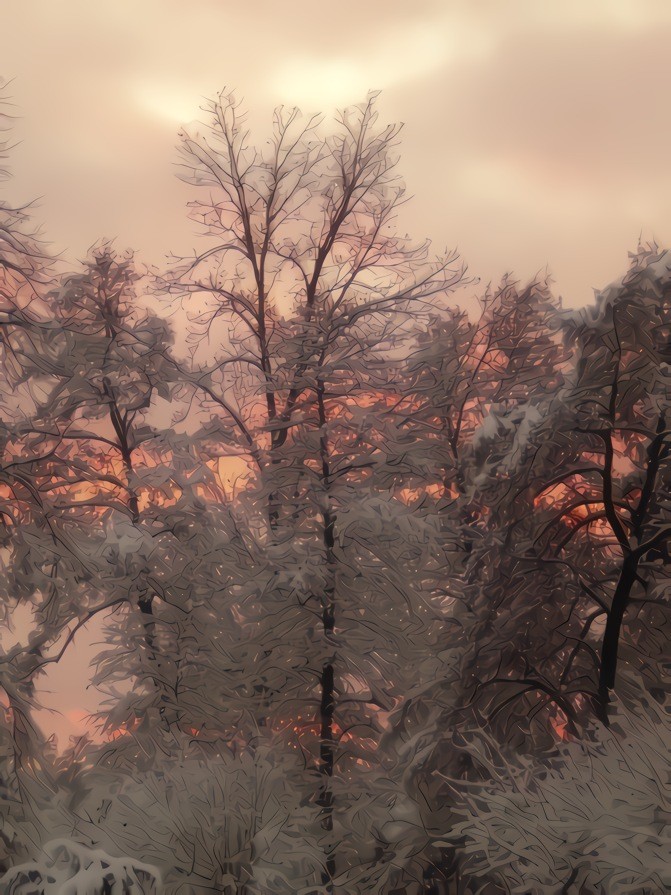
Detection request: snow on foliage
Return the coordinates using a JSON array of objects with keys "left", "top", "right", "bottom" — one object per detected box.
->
[
  {"left": 0, "top": 839, "right": 160, "bottom": 894},
  {"left": 430, "top": 691, "right": 671, "bottom": 894}
]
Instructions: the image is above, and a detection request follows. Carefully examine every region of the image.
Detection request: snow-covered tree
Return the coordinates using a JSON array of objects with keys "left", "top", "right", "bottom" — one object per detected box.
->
[
  {"left": 1, "top": 78, "right": 669, "bottom": 895},
  {"left": 161, "top": 90, "right": 464, "bottom": 890}
]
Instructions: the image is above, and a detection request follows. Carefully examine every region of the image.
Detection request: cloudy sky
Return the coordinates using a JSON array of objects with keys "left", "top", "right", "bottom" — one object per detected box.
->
[
  {"left": 5, "top": 0, "right": 671, "bottom": 310},
  {"left": 5, "top": 0, "right": 671, "bottom": 742}
]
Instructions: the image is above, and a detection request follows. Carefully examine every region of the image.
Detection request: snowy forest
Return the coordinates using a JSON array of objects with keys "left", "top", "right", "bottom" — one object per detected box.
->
[{"left": 0, "top": 85, "right": 670, "bottom": 895}]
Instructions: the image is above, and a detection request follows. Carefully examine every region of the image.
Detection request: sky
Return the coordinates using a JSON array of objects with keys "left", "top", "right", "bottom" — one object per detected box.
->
[
  {"left": 4, "top": 0, "right": 671, "bottom": 311},
  {"left": 4, "top": 0, "right": 671, "bottom": 744}
]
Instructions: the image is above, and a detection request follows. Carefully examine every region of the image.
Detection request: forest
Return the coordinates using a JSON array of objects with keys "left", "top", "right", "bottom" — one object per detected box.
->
[{"left": 0, "top": 86, "right": 670, "bottom": 895}]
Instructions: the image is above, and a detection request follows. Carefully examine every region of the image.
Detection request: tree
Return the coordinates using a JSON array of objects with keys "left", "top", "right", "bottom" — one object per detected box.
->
[
  {"left": 458, "top": 245, "right": 671, "bottom": 730},
  {"left": 534, "top": 244, "right": 671, "bottom": 720},
  {"left": 39, "top": 244, "right": 186, "bottom": 741},
  {"left": 400, "top": 275, "right": 565, "bottom": 556},
  {"left": 389, "top": 249, "right": 671, "bottom": 894},
  {"left": 166, "top": 89, "right": 461, "bottom": 518},
  {"left": 165, "top": 89, "right": 463, "bottom": 890}
]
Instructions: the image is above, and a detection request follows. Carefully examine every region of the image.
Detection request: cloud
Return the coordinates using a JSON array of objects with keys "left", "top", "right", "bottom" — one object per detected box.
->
[
  {"left": 4, "top": 0, "right": 671, "bottom": 311},
  {"left": 133, "top": 82, "right": 208, "bottom": 126},
  {"left": 271, "top": 14, "right": 494, "bottom": 109},
  {"left": 525, "top": 0, "right": 671, "bottom": 33}
]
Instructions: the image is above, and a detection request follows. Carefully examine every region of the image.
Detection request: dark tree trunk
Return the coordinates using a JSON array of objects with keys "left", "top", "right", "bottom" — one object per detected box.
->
[
  {"left": 597, "top": 555, "right": 638, "bottom": 721},
  {"left": 317, "top": 381, "right": 337, "bottom": 891},
  {"left": 318, "top": 506, "right": 337, "bottom": 891}
]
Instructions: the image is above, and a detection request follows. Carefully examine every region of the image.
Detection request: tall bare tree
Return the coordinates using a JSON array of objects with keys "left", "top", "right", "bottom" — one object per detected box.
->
[{"left": 165, "top": 90, "right": 463, "bottom": 890}]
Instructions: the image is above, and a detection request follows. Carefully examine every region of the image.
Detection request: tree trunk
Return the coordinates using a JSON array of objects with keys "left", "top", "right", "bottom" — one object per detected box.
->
[
  {"left": 318, "top": 506, "right": 337, "bottom": 891},
  {"left": 317, "top": 381, "right": 337, "bottom": 890},
  {"left": 120, "top": 440, "right": 175, "bottom": 733},
  {"left": 597, "top": 555, "right": 638, "bottom": 721}
]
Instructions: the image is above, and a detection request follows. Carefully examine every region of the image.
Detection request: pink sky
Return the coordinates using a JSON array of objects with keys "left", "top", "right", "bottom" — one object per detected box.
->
[{"left": 4, "top": 0, "right": 671, "bottom": 308}]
